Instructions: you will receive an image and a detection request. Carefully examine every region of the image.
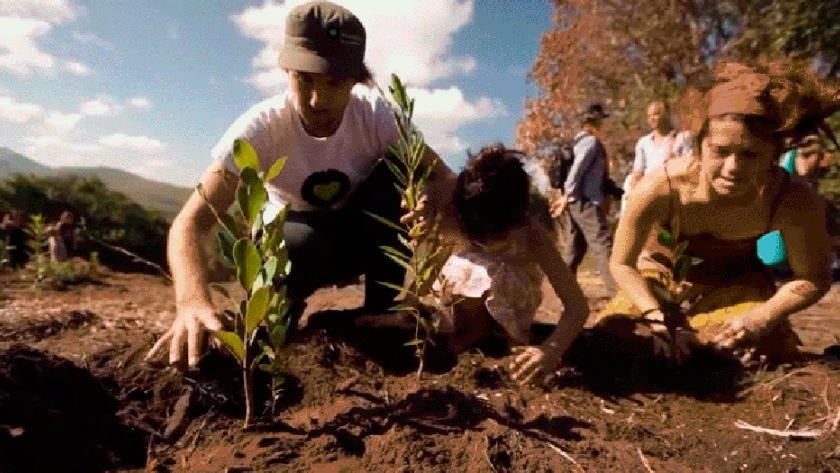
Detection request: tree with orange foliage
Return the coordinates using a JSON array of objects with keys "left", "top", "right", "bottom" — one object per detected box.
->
[{"left": 518, "top": 0, "right": 840, "bottom": 178}]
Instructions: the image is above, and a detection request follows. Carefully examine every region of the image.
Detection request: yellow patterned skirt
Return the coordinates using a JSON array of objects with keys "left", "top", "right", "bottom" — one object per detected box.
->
[{"left": 593, "top": 268, "right": 802, "bottom": 362}]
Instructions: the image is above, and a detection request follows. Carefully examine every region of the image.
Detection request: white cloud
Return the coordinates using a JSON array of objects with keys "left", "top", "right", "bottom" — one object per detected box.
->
[
  {"left": 406, "top": 87, "right": 508, "bottom": 154},
  {"left": 0, "top": 95, "right": 43, "bottom": 122},
  {"left": 22, "top": 135, "right": 101, "bottom": 167},
  {"left": 80, "top": 99, "right": 113, "bottom": 116},
  {"left": 71, "top": 31, "right": 113, "bottom": 50},
  {"left": 0, "top": 18, "right": 55, "bottom": 75},
  {"left": 24, "top": 135, "right": 100, "bottom": 153},
  {"left": 0, "top": 0, "right": 80, "bottom": 24},
  {"left": 99, "top": 133, "right": 165, "bottom": 152},
  {"left": 44, "top": 111, "right": 82, "bottom": 133},
  {"left": 64, "top": 60, "right": 89, "bottom": 75},
  {"left": 230, "top": 1, "right": 502, "bottom": 158},
  {"left": 0, "top": 1, "right": 87, "bottom": 76},
  {"left": 127, "top": 96, "right": 152, "bottom": 110}
]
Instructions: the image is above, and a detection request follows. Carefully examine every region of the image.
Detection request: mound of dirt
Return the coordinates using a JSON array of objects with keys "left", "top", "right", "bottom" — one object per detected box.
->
[{"left": 0, "top": 345, "right": 147, "bottom": 473}]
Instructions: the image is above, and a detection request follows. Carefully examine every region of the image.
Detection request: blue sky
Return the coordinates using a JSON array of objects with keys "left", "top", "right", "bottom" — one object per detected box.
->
[{"left": 0, "top": 0, "right": 552, "bottom": 188}]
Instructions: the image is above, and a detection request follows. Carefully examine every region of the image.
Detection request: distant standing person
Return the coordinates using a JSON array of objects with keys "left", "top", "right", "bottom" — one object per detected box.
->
[
  {"left": 47, "top": 211, "right": 77, "bottom": 263},
  {"left": 622, "top": 100, "right": 692, "bottom": 210},
  {"left": 0, "top": 210, "right": 29, "bottom": 269},
  {"left": 550, "top": 102, "right": 617, "bottom": 297}
]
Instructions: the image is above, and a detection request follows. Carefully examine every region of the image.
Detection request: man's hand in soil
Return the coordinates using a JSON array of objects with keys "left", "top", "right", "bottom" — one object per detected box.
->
[
  {"left": 508, "top": 345, "right": 561, "bottom": 386},
  {"left": 145, "top": 300, "right": 222, "bottom": 369}
]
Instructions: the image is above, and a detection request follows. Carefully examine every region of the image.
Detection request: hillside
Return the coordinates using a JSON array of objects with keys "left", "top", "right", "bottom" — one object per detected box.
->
[{"left": 0, "top": 147, "right": 192, "bottom": 218}]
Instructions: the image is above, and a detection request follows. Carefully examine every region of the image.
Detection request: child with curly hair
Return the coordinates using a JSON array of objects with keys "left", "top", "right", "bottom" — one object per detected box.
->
[{"left": 360, "top": 144, "right": 590, "bottom": 385}]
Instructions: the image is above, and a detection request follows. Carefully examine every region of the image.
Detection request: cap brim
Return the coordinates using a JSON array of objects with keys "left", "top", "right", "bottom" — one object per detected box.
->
[{"left": 279, "top": 46, "right": 360, "bottom": 79}]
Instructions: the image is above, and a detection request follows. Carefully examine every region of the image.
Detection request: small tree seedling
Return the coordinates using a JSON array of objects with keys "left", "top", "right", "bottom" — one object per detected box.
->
[
  {"left": 369, "top": 74, "right": 454, "bottom": 378},
  {"left": 197, "top": 138, "right": 292, "bottom": 429},
  {"left": 646, "top": 215, "right": 703, "bottom": 357}
]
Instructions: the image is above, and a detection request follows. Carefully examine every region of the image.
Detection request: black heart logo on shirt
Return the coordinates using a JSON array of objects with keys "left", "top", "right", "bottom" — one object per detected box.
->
[{"left": 300, "top": 169, "right": 351, "bottom": 208}]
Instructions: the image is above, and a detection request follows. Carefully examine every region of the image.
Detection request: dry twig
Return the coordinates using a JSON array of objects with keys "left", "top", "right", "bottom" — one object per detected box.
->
[
  {"left": 733, "top": 420, "right": 822, "bottom": 439},
  {"left": 547, "top": 442, "right": 585, "bottom": 473},
  {"left": 483, "top": 436, "right": 498, "bottom": 473},
  {"left": 637, "top": 447, "right": 655, "bottom": 473},
  {"left": 741, "top": 366, "right": 819, "bottom": 395}
]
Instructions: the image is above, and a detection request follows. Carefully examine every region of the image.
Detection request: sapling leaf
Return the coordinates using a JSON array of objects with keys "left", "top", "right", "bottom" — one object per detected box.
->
[
  {"left": 650, "top": 283, "right": 673, "bottom": 303},
  {"left": 674, "top": 255, "right": 692, "bottom": 283},
  {"left": 251, "top": 209, "right": 264, "bottom": 240},
  {"left": 377, "top": 280, "right": 409, "bottom": 295},
  {"left": 246, "top": 286, "right": 272, "bottom": 333},
  {"left": 411, "top": 140, "right": 427, "bottom": 167},
  {"left": 239, "top": 168, "right": 268, "bottom": 225},
  {"left": 274, "top": 245, "right": 290, "bottom": 277},
  {"left": 657, "top": 229, "right": 675, "bottom": 248},
  {"left": 269, "top": 323, "right": 288, "bottom": 349},
  {"left": 383, "top": 158, "right": 408, "bottom": 186},
  {"left": 405, "top": 338, "right": 424, "bottom": 347},
  {"left": 382, "top": 252, "right": 413, "bottom": 272},
  {"left": 214, "top": 330, "right": 245, "bottom": 363},
  {"left": 233, "top": 138, "right": 260, "bottom": 171},
  {"left": 671, "top": 215, "right": 681, "bottom": 242},
  {"left": 217, "top": 230, "right": 236, "bottom": 264},
  {"left": 260, "top": 256, "right": 278, "bottom": 285},
  {"left": 232, "top": 239, "right": 261, "bottom": 291},
  {"left": 674, "top": 241, "right": 689, "bottom": 259},
  {"left": 381, "top": 245, "right": 411, "bottom": 263},
  {"left": 397, "top": 234, "right": 413, "bottom": 251},
  {"left": 264, "top": 156, "right": 288, "bottom": 183},
  {"left": 364, "top": 210, "right": 406, "bottom": 233},
  {"left": 650, "top": 252, "right": 674, "bottom": 270}
]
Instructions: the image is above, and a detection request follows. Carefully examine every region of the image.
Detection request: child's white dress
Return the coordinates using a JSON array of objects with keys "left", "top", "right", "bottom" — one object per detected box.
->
[{"left": 432, "top": 240, "right": 544, "bottom": 345}]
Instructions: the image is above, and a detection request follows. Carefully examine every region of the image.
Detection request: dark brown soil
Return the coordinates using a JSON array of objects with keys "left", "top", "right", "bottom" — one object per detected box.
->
[{"left": 2, "top": 269, "right": 840, "bottom": 472}]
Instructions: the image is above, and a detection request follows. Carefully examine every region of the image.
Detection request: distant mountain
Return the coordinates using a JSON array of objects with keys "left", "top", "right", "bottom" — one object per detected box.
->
[{"left": 0, "top": 147, "right": 193, "bottom": 218}]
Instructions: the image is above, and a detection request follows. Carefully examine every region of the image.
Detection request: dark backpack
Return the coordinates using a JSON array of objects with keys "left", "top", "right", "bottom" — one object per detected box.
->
[
  {"left": 548, "top": 139, "right": 578, "bottom": 189},
  {"left": 548, "top": 136, "right": 624, "bottom": 199}
]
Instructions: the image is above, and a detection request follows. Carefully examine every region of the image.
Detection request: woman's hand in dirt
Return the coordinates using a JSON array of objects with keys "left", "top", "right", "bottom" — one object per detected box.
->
[
  {"left": 144, "top": 300, "right": 223, "bottom": 370},
  {"left": 711, "top": 311, "right": 775, "bottom": 352},
  {"left": 508, "top": 345, "right": 561, "bottom": 386}
]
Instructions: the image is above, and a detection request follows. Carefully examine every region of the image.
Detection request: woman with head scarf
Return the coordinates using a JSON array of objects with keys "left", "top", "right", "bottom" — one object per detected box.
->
[{"left": 594, "top": 62, "right": 840, "bottom": 365}]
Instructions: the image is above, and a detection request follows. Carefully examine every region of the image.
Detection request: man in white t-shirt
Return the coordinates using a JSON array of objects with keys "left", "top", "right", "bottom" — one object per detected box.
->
[
  {"left": 146, "top": 1, "right": 458, "bottom": 369},
  {"left": 621, "top": 100, "right": 692, "bottom": 213}
]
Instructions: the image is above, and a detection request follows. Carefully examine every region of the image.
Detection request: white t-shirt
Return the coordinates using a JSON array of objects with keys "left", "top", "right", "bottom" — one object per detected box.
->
[
  {"left": 211, "top": 85, "right": 401, "bottom": 211},
  {"left": 633, "top": 131, "right": 681, "bottom": 176}
]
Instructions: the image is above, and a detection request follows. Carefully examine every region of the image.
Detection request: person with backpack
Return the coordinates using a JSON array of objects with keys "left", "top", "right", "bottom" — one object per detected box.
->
[{"left": 549, "top": 102, "right": 618, "bottom": 298}]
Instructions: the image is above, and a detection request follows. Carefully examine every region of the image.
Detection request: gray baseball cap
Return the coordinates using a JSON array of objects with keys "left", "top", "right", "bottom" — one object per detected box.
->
[{"left": 279, "top": 1, "right": 367, "bottom": 79}]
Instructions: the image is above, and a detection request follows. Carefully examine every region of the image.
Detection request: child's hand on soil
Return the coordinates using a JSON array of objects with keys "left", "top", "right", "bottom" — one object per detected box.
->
[
  {"left": 145, "top": 300, "right": 223, "bottom": 369},
  {"left": 508, "top": 345, "right": 561, "bottom": 386}
]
